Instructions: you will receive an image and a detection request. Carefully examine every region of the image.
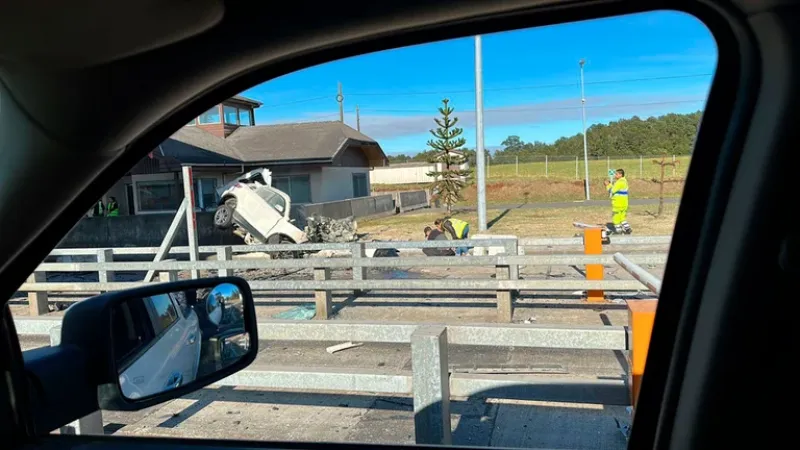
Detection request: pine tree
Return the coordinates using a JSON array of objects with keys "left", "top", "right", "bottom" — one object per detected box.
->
[{"left": 426, "top": 99, "right": 473, "bottom": 214}]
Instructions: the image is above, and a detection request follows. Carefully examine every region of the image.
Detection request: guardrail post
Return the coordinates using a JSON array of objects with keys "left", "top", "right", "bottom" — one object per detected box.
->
[
  {"left": 350, "top": 242, "right": 367, "bottom": 296},
  {"left": 314, "top": 268, "right": 332, "bottom": 320},
  {"left": 495, "top": 260, "right": 513, "bottom": 323},
  {"left": 584, "top": 228, "right": 605, "bottom": 302},
  {"left": 627, "top": 300, "right": 657, "bottom": 407},
  {"left": 97, "top": 249, "right": 114, "bottom": 290},
  {"left": 411, "top": 325, "right": 451, "bottom": 445},
  {"left": 217, "top": 246, "right": 232, "bottom": 277},
  {"left": 51, "top": 326, "right": 104, "bottom": 435},
  {"left": 27, "top": 272, "right": 49, "bottom": 316}
]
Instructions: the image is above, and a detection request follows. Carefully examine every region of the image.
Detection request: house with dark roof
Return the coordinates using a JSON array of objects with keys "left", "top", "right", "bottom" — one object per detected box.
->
[{"left": 101, "top": 96, "right": 388, "bottom": 215}]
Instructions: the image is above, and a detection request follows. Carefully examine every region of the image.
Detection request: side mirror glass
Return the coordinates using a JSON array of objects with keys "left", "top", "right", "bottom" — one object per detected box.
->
[{"left": 97, "top": 278, "right": 257, "bottom": 406}]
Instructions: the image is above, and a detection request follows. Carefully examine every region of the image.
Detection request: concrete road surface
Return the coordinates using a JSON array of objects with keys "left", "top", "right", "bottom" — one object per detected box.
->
[{"left": 21, "top": 334, "right": 631, "bottom": 449}]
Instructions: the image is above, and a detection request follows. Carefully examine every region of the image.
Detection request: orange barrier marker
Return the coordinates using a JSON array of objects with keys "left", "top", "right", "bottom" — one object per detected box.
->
[
  {"left": 584, "top": 228, "right": 605, "bottom": 302},
  {"left": 627, "top": 299, "right": 657, "bottom": 407}
]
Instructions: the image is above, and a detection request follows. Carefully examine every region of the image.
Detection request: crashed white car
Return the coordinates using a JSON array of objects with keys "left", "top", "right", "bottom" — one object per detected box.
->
[{"left": 213, "top": 168, "right": 309, "bottom": 247}]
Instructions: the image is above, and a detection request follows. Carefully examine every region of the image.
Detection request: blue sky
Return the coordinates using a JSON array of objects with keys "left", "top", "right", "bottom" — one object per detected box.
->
[{"left": 240, "top": 10, "right": 717, "bottom": 155}]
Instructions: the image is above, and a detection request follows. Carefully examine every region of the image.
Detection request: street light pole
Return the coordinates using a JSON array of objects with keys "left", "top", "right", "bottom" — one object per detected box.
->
[
  {"left": 475, "top": 35, "right": 487, "bottom": 231},
  {"left": 579, "top": 59, "right": 590, "bottom": 200}
]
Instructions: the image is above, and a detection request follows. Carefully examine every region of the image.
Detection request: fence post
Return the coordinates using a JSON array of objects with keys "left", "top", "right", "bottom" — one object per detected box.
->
[
  {"left": 97, "top": 249, "right": 114, "bottom": 289},
  {"left": 217, "top": 246, "right": 232, "bottom": 277},
  {"left": 411, "top": 325, "right": 451, "bottom": 445},
  {"left": 584, "top": 228, "right": 605, "bottom": 302},
  {"left": 314, "top": 267, "right": 332, "bottom": 320},
  {"left": 575, "top": 156, "right": 579, "bottom": 180},
  {"left": 350, "top": 242, "right": 367, "bottom": 296},
  {"left": 627, "top": 300, "right": 657, "bottom": 407},
  {"left": 51, "top": 326, "right": 104, "bottom": 435},
  {"left": 27, "top": 272, "right": 49, "bottom": 316}
]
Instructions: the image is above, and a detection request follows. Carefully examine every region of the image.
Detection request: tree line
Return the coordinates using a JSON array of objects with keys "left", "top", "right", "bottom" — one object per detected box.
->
[{"left": 386, "top": 111, "right": 701, "bottom": 163}]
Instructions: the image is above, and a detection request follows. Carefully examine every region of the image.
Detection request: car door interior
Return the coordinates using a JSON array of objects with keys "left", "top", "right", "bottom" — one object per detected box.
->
[{"left": 0, "top": 0, "right": 796, "bottom": 448}]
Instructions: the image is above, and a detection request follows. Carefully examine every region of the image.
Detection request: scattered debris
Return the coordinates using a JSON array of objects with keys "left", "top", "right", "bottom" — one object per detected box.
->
[
  {"left": 305, "top": 215, "right": 358, "bottom": 243},
  {"left": 614, "top": 406, "right": 634, "bottom": 440},
  {"left": 523, "top": 316, "right": 537, "bottom": 324},
  {"left": 611, "top": 298, "right": 626, "bottom": 304},
  {"left": 571, "top": 290, "right": 585, "bottom": 296},
  {"left": 272, "top": 304, "right": 316, "bottom": 320},
  {"left": 326, "top": 341, "right": 364, "bottom": 354}
]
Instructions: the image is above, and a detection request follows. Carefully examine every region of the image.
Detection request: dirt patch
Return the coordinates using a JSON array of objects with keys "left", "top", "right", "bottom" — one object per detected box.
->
[{"left": 359, "top": 204, "right": 679, "bottom": 241}]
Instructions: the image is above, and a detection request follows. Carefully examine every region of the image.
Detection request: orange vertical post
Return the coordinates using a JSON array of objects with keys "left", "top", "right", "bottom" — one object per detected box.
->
[
  {"left": 627, "top": 299, "right": 657, "bottom": 407},
  {"left": 584, "top": 228, "right": 605, "bottom": 302}
]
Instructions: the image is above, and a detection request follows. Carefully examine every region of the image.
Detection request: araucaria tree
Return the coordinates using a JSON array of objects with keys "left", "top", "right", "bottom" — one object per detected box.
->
[{"left": 426, "top": 99, "right": 473, "bottom": 214}]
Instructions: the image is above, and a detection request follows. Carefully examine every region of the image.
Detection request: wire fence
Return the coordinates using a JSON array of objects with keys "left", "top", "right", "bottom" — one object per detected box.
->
[{"left": 485, "top": 154, "right": 690, "bottom": 180}]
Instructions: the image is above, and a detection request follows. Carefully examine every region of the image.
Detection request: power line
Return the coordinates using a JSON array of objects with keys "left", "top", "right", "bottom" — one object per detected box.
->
[
  {"left": 259, "top": 95, "right": 331, "bottom": 109},
  {"left": 358, "top": 99, "right": 706, "bottom": 114},
  {"left": 346, "top": 73, "right": 712, "bottom": 97}
]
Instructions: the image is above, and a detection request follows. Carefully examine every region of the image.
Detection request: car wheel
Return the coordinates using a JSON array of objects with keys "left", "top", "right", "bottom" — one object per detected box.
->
[{"left": 214, "top": 198, "right": 236, "bottom": 229}]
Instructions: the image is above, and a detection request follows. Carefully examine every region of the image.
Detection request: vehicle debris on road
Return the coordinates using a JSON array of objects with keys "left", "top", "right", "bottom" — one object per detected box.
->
[{"left": 325, "top": 342, "right": 364, "bottom": 354}]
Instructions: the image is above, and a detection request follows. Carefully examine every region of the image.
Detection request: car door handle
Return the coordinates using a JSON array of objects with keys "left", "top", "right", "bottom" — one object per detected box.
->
[
  {"left": 165, "top": 372, "right": 183, "bottom": 389},
  {"left": 187, "top": 333, "right": 196, "bottom": 345}
]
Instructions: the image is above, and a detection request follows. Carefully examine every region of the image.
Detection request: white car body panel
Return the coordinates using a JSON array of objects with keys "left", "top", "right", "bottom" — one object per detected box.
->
[
  {"left": 217, "top": 168, "right": 309, "bottom": 244},
  {"left": 119, "top": 293, "right": 201, "bottom": 400}
]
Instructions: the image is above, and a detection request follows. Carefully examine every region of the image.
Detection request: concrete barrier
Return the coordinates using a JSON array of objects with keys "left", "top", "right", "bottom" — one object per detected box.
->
[
  {"left": 302, "top": 194, "right": 395, "bottom": 220},
  {"left": 397, "top": 190, "right": 428, "bottom": 213},
  {"left": 56, "top": 213, "right": 242, "bottom": 249}
]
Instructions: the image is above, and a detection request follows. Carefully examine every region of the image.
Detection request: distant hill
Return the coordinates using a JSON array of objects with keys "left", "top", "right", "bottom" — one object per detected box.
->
[
  {"left": 384, "top": 111, "right": 702, "bottom": 164},
  {"left": 495, "top": 111, "right": 702, "bottom": 159}
]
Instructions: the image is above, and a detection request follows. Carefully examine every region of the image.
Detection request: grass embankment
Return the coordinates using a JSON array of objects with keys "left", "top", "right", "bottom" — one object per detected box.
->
[
  {"left": 373, "top": 177, "right": 685, "bottom": 205},
  {"left": 359, "top": 203, "right": 679, "bottom": 240}
]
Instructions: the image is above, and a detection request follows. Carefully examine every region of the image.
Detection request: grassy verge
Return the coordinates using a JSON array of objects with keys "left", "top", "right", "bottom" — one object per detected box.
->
[
  {"left": 358, "top": 203, "right": 679, "bottom": 240},
  {"left": 373, "top": 178, "right": 685, "bottom": 205}
]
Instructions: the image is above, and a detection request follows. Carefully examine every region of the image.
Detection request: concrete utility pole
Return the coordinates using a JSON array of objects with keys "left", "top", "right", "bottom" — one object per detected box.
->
[
  {"left": 337, "top": 82, "right": 344, "bottom": 123},
  {"left": 474, "top": 35, "right": 487, "bottom": 232},
  {"left": 579, "top": 59, "right": 590, "bottom": 200},
  {"left": 356, "top": 105, "right": 361, "bottom": 131}
]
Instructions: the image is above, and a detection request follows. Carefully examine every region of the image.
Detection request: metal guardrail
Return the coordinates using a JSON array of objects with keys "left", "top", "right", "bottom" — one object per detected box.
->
[
  {"left": 21, "top": 237, "right": 665, "bottom": 321},
  {"left": 44, "top": 235, "right": 671, "bottom": 257},
  {"left": 22, "top": 318, "right": 631, "bottom": 443}
]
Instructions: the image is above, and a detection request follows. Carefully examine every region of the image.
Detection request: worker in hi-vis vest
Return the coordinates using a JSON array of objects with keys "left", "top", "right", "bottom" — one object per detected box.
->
[
  {"left": 604, "top": 168, "right": 632, "bottom": 234},
  {"left": 435, "top": 217, "right": 471, "bottom": 256}
]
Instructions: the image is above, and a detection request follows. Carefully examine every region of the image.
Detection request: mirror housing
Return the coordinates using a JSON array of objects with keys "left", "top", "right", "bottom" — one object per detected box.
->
[{"left": 54, "top": 277, "right": 258, "bottom": 412}]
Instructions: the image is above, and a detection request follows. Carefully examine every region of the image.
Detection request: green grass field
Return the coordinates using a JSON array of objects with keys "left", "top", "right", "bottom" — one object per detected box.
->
[{"left": 485, "top": 155, "right": 691, "bottom": 180}]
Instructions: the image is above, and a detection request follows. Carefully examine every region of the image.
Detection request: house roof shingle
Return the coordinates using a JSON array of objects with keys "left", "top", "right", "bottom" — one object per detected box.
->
[
  {"left": 165, "top": 121, "right": 386, "bottom": 166},
  {"left": 225, "top": 121, "right": 378, "bottom": 163}
]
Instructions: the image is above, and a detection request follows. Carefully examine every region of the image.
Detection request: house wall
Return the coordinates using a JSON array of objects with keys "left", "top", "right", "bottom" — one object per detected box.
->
[
  {"left": 319, "top": 167, "right": 371, "bottom": 202},
  {"left": 369, "top": 162, "right": 469, "bottom": 185},
  {"left": 267, "top": 166, "right": 323, "bottom": 204}
]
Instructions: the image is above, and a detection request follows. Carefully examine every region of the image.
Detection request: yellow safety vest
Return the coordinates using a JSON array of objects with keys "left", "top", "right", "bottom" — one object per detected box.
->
[
  {"left": 608, "top": 177, "right": 629, "bottom": 210},
  {"left": 449, "top": 218, "right": 469, "bottom": 239}
]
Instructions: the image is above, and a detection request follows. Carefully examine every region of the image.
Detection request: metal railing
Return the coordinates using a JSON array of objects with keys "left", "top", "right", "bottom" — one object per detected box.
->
[
  {"left": 20, "top": 237, "right": 666, "bottom": 321},
  {"left": 18, "top": 317, "right": 632, "bottom": 443}
]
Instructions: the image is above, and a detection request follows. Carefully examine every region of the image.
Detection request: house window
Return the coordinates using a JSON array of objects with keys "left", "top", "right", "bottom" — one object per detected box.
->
[
  {"left": 198, "top": 106, "right": 221, "bottom": 124},
  {"left": 136, "top": 180, "right": 182, "bottom": 212},
  {"left": 238, "top": 109, "right": 252, "bottom": 126},
  {"left": 352, "top": 173, "right": 369, "bottom": 198},
  {"left": 186, "top": 118, "right": 196, "bottom": 126},
  {"left": 223, "top": 105, "right": 238, "bottom": 125},
  {"left": 273, "top": 175, "right": 312, "bottom": 204},
  {"left": 194, "top": 178, "right": 219, "bottom": 211}
]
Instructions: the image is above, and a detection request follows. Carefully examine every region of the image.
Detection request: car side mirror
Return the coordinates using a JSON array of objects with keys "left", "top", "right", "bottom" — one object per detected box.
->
[{"left": 55, "top": 277, "right": 257, "bottom": 412}]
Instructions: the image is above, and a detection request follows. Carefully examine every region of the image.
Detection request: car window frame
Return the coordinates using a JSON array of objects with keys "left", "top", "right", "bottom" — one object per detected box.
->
[{"left": 0, "top": 1, "right": 761, "bottom": 446}]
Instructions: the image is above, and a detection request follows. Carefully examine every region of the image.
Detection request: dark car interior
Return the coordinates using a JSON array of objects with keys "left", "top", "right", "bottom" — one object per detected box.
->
[{"left": 0, "top": 0, "right": 795, "bottom": 448}]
